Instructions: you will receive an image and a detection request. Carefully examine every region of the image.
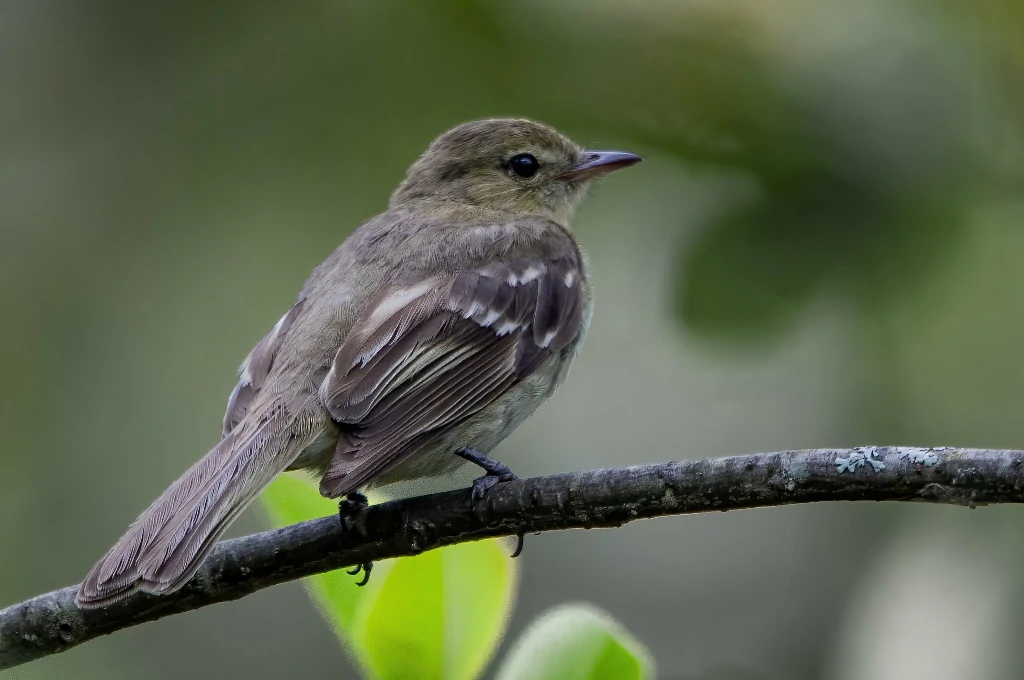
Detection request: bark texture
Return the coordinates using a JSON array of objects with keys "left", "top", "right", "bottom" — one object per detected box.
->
[{"left": 2, "top": 447, "right": 1021, "bottom": 670}]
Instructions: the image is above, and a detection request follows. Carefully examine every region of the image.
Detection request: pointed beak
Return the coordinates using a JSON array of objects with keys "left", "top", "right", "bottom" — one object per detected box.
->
[{"left": 557, "top": 150, "right": 642, "bottom": 182}]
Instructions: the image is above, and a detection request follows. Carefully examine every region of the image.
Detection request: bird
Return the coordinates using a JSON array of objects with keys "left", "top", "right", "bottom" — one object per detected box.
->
[{"left": 75, "top": 118, "right": 641, "bottom": 608}]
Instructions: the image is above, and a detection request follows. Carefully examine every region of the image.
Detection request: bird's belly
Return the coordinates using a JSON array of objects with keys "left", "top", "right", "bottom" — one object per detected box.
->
[{"left": 287, "top": 422, "right": 340, "bottom": 471}]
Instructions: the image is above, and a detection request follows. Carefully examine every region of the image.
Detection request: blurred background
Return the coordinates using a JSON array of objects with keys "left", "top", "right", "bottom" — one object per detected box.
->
[{"left": 4, "top": 0, "right": 1024, "bottom": 678}]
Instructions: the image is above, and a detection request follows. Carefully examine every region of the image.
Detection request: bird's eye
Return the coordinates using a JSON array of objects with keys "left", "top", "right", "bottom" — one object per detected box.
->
[{"left": 508, "top": 153, "right": 540, "bottom": 179}]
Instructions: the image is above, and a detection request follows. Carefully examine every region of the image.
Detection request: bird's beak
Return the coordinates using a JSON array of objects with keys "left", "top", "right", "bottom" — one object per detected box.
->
[{"left": 557, "top": 150, "right": 642, "bottom": 182}]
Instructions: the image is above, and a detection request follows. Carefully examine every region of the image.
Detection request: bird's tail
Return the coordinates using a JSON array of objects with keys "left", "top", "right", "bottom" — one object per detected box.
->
[{"left": 76, "top": 399, "right": 306, "bottom": 608}]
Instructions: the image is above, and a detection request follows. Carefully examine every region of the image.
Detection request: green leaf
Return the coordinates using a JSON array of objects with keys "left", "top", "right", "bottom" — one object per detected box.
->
[
  {"left": 260, "top": 473, "right": 519, "bottom": 680},
  {"left": 495, "top": 604, "right": 654, "bottom": 680},
  {"left": 260, "top": 474, "right": 365, "bottom": 631}
]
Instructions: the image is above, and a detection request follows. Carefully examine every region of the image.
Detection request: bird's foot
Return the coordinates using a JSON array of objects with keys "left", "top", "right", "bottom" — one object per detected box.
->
[
  {"left": 455, "top": 448, "right": 519, "bottom": 503},
  {"left": 338, "top": 492, "right": 373, "bottom": 587},
  {"left": 346, "top": 560, "right": 373, "bottom": 587},
  {"left": 454, "top": 448, "right": 525, "bottom": 559}
]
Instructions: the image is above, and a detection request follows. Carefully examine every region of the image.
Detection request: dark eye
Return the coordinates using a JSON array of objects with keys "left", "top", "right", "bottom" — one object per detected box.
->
[{"left": 508, "top": 153, "right": 539, "bottom": 178}]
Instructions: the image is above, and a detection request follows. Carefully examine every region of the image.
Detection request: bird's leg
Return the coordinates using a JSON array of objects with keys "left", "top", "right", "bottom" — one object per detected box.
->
[
  {"left": 455, "top": 448, "right": 519, "bottom": 502},
  {"left": 454, "top": 448, "right": 525, "bottom": 558},
  {"left": 338, "top": 491, "right": 373, "bottom": 586}
]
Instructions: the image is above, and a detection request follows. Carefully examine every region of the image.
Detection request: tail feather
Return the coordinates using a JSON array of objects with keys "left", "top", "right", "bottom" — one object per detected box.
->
[{"left": 76, "top": 401, "right": 307, "bottom": 608}]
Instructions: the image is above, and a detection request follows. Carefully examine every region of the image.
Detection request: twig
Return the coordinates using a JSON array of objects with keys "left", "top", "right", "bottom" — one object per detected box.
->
[{"left": 2, "top": 446, "right": 1021, "bottom": 670}]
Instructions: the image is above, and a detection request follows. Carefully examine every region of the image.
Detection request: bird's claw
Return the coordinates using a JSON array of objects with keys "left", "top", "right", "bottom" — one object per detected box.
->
[
  {"left": 455, "top": 448, "right": 525, "bottom": 559},
  {"left": 470, "top": 472, "right": 514, "bottom": 505},
  {"left": 510, "top": 533, "right": 524, "bottom": 559},
  {"left": 338, "top": 492, "right": 373, "bottom": 586},
  {"left": 456, "top": 448, "right": 519, "bottom": 504},
  {"left": 338, "top": 491, "right": 369, "bottom": 519},
  {"left": 346, "top": 561, "right": 373, "bottom": 587}
]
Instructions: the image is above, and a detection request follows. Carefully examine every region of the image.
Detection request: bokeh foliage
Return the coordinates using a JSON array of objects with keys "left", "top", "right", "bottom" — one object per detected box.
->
[
  {"left": 262, "top": 475, "right": 517, "bottom": 680},
  {"left": 261, "top": 477, "right": 650, "bottom": 680},
  {"left": 495, "top": 604, "right": 653, "bottom": 680},
  {"left": 5, "top": 0, "right": 1024, "bottom": 678}
]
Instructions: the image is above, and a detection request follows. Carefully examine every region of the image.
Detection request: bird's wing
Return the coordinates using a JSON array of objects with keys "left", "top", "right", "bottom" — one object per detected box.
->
[
  {"left": 222, "top": 297, "right": 306, "bottom": 436},
  {"left": 317, "top": 254, "right": 584, "bottom": 498}
]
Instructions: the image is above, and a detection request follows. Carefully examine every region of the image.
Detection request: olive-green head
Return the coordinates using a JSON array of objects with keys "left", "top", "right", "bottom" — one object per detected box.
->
[{"left": 391, "top": 118, "right": 641, "bottom": 224}]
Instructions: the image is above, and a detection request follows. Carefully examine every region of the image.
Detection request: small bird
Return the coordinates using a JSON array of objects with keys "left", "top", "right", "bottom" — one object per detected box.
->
[{"left": 75, "top": 118, "right": 641, "bottom": 607}]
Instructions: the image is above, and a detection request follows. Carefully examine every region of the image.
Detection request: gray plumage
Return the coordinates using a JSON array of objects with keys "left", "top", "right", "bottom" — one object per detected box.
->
[{"left": 76, "top": 118, "right": 639, "bottom": 608}]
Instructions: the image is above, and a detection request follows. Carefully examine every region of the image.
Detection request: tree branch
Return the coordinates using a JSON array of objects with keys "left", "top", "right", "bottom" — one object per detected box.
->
[{"left": 3, "top": 446, "right": 1022, "bottom": 670}]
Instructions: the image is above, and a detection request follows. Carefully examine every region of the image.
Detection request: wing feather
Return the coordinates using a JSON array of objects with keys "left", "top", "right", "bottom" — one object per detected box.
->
[{"left": 317, "top": 255, "right": 584, "bottom": 498}]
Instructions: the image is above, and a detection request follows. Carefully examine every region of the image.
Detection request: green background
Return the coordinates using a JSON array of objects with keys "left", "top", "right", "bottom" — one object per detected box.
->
[{"left": 4, "top": 1, "right": 1024, "bottom": 678}]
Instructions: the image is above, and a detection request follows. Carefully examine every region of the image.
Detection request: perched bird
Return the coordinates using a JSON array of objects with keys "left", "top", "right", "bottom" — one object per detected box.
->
[{"left": 75, "top": 118, "right": 641, "bottom": 607}]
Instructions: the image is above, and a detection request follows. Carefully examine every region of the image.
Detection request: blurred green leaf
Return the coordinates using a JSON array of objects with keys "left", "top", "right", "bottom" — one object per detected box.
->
[
  {"left": 354, "top": 537, "right": 516, "bottom": 680},
  {"left": 495, "top": 604, "right": 654, "bottom": 680},
  {"left": 260, "top": 474, "right": 365, "bottom": 631},
  {"left": 260, "top": 474, "right": 519, "bottom": 680},
  {"left": 675, "top": 177, "right": 969, "bottom": 342},
  {"left": 518, "top": 0, "right": 992, "bottom": 343},
  {"left": 675, "top": 194, "right": 837, "bottom": 341}
]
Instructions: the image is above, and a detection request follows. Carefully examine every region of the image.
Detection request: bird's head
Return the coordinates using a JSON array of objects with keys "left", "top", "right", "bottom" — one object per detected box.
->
[{"left": 390, "top": 118, "right": 641, "bottom": 225}]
